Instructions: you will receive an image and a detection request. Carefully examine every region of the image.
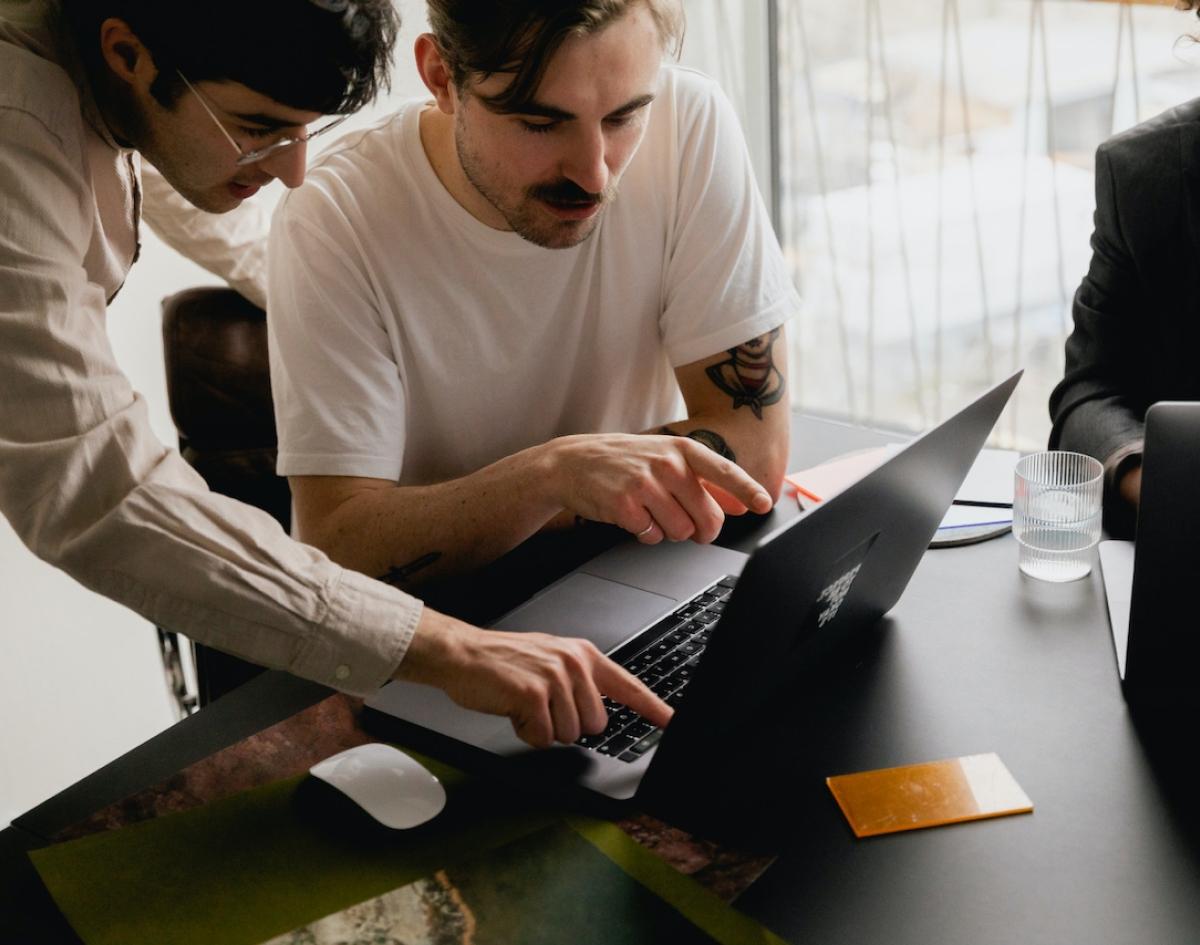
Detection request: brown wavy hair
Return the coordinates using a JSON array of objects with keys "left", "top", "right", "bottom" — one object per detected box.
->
[{"left": 426, "top": 0, "right": 684, "bottom": 114}]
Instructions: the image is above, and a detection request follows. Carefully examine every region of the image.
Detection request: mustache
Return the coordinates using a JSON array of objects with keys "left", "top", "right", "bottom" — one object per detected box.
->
[{"left": 528, "top": 178, "right": 613, "bottom": 206}]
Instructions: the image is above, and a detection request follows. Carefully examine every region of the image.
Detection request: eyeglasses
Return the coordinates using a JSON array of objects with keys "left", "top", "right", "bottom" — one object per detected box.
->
[{"left": 177, "top": 70, "right": 348, "bottom": 167}]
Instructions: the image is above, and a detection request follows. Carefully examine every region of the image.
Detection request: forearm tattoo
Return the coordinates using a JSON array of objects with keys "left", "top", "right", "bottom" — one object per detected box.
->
[
  {"left": 659, "top": 425, "right": 737, "bottom": 463},
  {"left": 704, "top": 327, "right": 785, "bottom": 419},
  {"left": 379, "top": 551, "right": 442, "bottom": 587}
]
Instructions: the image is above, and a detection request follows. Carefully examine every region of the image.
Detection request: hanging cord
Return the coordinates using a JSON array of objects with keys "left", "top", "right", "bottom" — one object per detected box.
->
[
  {"left": 1012, "top": 0, "right": 1038, "bottom": 442},
  {"left": 865, "top": 0, "right": 876, "bottom": 419},
  {"left": 1012, "top": 0, "right": 1070, "bottom": 443},
  {"left": 950, "top": 0, "right": 996, "bottom": 388},
  {"left": 716, "top": 0, "right": 747, "bottom": 118},
  {"left": 934, "top": 0, "right": 950, "bottom": 422},
  {"left": 1108, "top": 0, "right": 1143, "bottom": 135},
  {"left": 791, "top": 0, "right": 858, "bottom": 416},
  {"left": 1038, "top": 0, "right": 1069, "bottom": 342},
  {"left": 869, "top": 0, "right": 927, "bottom": 426},
  {"left": 1129, "top": 2, "right": 1142, "bottom": 121}
]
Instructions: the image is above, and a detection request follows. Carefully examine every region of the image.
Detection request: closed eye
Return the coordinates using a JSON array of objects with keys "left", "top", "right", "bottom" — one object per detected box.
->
[
  {"left": 240, "top": 125, "right": 279, "bottom": 140},
  {"left": 520, "top": 120, "right": 558, "bottom": 135}
]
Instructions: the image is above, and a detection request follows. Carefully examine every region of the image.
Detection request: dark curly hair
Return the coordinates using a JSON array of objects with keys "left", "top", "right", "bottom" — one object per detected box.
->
[
  {"left": 61, "top": 0, "right": 399, "bottom": 114},
  {"left": 426, "top": 0, "right": 684, "bottom": 114}
]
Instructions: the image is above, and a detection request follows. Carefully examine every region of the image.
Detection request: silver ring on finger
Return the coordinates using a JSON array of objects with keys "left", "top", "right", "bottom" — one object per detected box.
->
[{"left": 635, "top": 519, "right": 656, "bottom": 538}]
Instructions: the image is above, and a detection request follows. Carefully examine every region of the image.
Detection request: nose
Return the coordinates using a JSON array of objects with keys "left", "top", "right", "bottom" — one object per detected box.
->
[
  {"left": 561, "top": 125, "right": 608, "bottom": 196},
  {"left": 259, "top": 139, "right": 307, "bottom": 189}
]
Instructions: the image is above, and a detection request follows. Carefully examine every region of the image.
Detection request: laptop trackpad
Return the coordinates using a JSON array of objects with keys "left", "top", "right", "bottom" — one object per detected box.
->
[{"left": 491, "top": 572, "right": 676, "bottom": 654}]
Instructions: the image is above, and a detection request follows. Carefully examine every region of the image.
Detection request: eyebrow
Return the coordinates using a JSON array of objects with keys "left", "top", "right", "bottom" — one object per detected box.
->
[{"left": 510, "top": 93, "right": 656, "bottom": 122}]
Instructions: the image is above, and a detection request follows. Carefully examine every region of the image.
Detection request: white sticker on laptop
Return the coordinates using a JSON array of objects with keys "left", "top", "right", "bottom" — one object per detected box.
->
[{"left": 805, "top": 532, "right": 881, "bottom": 634}]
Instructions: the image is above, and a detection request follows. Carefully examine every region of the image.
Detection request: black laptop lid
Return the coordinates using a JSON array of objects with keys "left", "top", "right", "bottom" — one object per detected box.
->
[
  {"left": 658, "top": 372, "right": 1022, "bottom": 752},
  {"left": 1124, "top": 402, "right": 1200, "bottom": 691}
]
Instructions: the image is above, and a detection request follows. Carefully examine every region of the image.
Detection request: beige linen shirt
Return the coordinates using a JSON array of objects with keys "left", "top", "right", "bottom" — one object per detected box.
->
[{"left": 0, "top": 3, "right": 420, "bottom": 694}]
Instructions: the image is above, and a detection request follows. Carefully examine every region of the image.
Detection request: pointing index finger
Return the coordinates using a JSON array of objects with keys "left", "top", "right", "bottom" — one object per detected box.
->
[
  {"left": 593, "top": 657, "right": 674, "bottom": 729},
  {"left": 680, "top": 441, "right": 772, "bottom": 513}
]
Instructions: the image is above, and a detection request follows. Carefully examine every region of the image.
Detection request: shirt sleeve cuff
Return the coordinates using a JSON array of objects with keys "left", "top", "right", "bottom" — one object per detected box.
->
[
  {"left": 1102, "top": 439, "right": 1144, "bottom": 501},
  {"left": 288, "top": 568, "right": 422, "bottom": 696}
]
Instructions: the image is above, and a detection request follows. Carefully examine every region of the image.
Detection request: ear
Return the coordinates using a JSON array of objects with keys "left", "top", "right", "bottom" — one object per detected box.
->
[
  {"left": 98, "top": 17, "right": 158, "bottom": 91},
  {"left": 414, "top": 33, "right": 458, "bottom": 116}
]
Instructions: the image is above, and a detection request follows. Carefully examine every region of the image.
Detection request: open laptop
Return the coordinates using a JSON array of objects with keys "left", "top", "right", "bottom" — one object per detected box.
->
[
  {"left": 1099, "top": 402, "right": 1200, "bottom": 702},
  {"left": 366, "top": 372, "right": 1022, "bottom": 803}
]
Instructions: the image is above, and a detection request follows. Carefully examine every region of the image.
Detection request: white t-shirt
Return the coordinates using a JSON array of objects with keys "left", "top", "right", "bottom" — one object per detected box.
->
[{"left": 268, "top": 66, "right": 798, "bottom": 486}]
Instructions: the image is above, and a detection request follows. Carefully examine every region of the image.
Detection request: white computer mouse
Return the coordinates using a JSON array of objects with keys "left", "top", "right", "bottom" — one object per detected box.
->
[{"left": 309, "top": 743, "right": 447, "bottom": 829}]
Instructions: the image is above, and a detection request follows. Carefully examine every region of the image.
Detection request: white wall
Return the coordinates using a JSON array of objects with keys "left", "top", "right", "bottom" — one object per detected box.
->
[{"left": 0, "top": 1, "right": 764, "bottom": 824}]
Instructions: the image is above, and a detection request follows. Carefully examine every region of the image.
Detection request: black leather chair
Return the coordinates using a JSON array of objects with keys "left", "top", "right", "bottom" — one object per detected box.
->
[{"left": 160, "top": 286, "right": 290, "bottom": 708}]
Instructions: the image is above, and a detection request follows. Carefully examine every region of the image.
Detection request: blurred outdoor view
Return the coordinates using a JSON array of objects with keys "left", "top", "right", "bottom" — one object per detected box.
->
[{"left": 769, "top": 0, "right": 1200, "bottom": 447}]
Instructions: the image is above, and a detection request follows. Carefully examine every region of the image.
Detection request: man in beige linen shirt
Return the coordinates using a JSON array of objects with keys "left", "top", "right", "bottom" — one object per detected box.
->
[{"left": 0, "top": 0, "right": 688, "bottom": 748}]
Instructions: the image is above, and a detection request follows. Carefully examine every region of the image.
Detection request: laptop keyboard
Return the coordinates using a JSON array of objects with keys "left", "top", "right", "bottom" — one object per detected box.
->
[{"left": 575, "top": 574, "right": 737, "bottom": 763}]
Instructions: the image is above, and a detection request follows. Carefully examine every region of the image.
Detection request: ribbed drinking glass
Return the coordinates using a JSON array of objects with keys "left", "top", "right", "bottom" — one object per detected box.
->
[{"left": 1013, "top": 451, "right": 1103, "bottom": 582}]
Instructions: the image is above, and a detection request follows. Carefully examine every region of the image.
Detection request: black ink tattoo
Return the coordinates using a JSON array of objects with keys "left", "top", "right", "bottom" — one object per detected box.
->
[
  {"left": 704, "top": 327, "right": 785, "bottom": 420},
  {"left": 379, "top": 551, "right": 442, "bottom": 587},
  {"left": 659, "top": 425, "right": 737, "bottom": 463}
]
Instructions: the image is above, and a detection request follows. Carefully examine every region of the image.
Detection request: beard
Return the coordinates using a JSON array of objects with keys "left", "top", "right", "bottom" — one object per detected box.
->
[{"left": 454, "top": 121, "right": 617, "bottom": 250}]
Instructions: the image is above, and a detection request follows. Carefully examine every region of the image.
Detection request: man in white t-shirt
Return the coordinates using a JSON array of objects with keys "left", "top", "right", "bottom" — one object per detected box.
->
[{"left": 268, "top": 0, "right": 795, "bottom": 594}]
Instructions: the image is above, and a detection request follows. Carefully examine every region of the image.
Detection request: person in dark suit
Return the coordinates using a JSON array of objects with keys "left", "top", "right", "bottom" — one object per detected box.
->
[{"left": 1049, "top": 31, "right": 1200, "bottom": 537}]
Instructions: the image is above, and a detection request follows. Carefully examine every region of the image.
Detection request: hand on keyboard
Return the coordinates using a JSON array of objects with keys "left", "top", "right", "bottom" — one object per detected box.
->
[{"left": 395, "top": 611, "right": 672, "bottom": 749}]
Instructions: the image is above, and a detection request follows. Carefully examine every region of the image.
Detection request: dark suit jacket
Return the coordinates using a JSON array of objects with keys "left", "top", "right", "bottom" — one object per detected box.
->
[{"left": 1048, "top": 98, "right": 1200, "bottom": 536}]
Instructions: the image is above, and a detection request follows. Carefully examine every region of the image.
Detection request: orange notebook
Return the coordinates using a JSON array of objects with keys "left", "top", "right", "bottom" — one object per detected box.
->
[
  {"left": 827, "top": 753, "right": 1033, "bottom": 838},
  {"left": 785, "top": 448, "right": 889, "bottom": 504}
]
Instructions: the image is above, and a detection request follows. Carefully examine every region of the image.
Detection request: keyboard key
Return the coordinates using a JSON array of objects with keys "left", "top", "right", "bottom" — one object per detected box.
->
[
  {"left": 659, "top": 651, "right": 687, "bottom": 669},
  {"left": 663, "top": 629, "right": 691, "bottom": 647},
  {"left": 624, "top": 652, "right": 657, "bottom": 673},
  {"left": 665, "top": 690, "right": 687, "bottom": 708},
  {"left": 718, "top": 575, "right": 738, "bottom": 589},
  {"left": 645, "top": 615, "right": 688, "bottom": 639},
  {"left": 577, "top": 733, "right": 607, "bottom": 748},
  {"left": 630, "top": 730, "right": 663, "bottom": 754},
  {"left": 650, "top": 677, "right": 676, "bottom": 696},
  {"left": 623, "top": 721, "right": 653, "bottom": 740},
  {"left": 617, "top": 750, "right": 641, "bottom": 763},
  {"left": 677, "top": 641, "right": 702, "bottom": 656},
  {"left": 599, "top": 734, "right": 636, "bottom": 756}
]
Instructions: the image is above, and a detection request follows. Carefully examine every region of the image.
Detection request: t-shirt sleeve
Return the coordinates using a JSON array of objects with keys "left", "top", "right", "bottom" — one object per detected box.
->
[
  {"left": 268, "top": 192, "right": 408, "bottom": 481},
  {"left": 659, "top": 71, "right": 800, "bottom": 367}
]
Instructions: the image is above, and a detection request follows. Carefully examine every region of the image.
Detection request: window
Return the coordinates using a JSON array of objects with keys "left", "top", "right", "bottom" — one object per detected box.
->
[{"left": 766, "top": 0, "right": 1200, "bottom": 447}]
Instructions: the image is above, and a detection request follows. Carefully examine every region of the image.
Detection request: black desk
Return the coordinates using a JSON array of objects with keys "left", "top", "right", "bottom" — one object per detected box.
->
[{"left": 6, "top": 414, "right": 1200, "bottom": 944}]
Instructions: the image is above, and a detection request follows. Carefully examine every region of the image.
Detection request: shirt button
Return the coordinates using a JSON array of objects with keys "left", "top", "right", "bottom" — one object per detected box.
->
[{"left": 334, "top": 664, "right": 351, "bottom": 681}]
